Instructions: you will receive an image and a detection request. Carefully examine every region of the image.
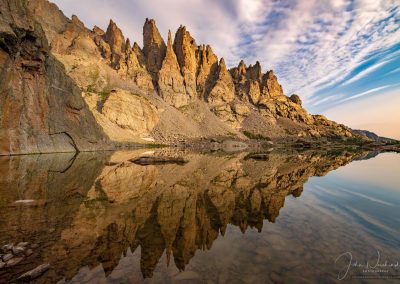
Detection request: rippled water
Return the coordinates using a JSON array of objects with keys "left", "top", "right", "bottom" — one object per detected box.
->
[{"left": 0, "top": 149, "right": 399, "bottom": 283}]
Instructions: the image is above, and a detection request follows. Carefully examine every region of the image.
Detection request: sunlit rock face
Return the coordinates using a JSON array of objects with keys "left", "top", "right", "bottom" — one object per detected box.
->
[
  {"left": 143, "top": 18, "right": 166, "bottom": 82},
  {"left": 0, "top": 148, "right": 369, "bottom": 282},
  {"left": 207, "top": 58, "right": 235, "bottom": 107},
  {"left": 0, "top": 0, "right": 358, "bottom": 154},
  {"left": 173, "top": 25, "right": 198, "bottom": 98},
  {"left": 158, "top": 31, "right": 189, "bottom": 108}
]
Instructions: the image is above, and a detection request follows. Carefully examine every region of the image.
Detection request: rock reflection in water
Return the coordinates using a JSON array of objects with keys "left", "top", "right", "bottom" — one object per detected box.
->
[{"left": 0, "top": 149, "right": 369, "bottom": 283}]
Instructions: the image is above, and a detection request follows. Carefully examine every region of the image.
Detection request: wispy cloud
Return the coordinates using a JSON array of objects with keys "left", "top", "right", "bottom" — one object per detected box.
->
[
  {"left": 337, "top": 85, "right": 393, "bottom": 103},
  {"left": 311, "top": 94, "right": 344, "bottom": 107},
  {"left": 386, "top": 67, "right": 400, "bottom": 75},
  {"left": 341, "top": 59, "right": 391, "bottom": 86},
  {"left": 53, "top": 0, "right": 400, "bottom": 115}
]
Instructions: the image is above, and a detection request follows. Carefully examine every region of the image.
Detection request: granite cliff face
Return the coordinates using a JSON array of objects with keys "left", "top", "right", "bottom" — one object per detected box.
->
[
  {"left": 0, "top": 0, "right": 108, "bottom": 155},
  {"left": 0, "top": 0, "right": 357, "bottom": 154}
]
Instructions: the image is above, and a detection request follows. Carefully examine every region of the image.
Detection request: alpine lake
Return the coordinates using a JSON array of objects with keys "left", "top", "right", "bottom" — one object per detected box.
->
[{"left": 0, "top": 148, "right": 399, "bottom": 283}]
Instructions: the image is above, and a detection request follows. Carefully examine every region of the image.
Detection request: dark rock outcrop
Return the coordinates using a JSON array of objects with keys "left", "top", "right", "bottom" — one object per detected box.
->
[
  {"left": 0, "top": 0, "right": 108, "bottom": 155},
  {"left": 290, "top": 94, "right": 302, "bottom": 105}
]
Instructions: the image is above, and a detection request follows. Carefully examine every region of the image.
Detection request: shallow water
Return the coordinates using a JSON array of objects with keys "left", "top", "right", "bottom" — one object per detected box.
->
[{"left": 0, "top": 149, "right": 399, "bottom": 283}]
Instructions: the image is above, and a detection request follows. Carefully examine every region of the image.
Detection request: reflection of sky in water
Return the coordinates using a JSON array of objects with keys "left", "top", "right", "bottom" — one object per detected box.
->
[
  {"left": 134, "top": 152, "right": 400, "bottom": 283},
  {"left": 173, "top": 152, "right": 400, "bottom": 283},
  {"left": 307, "top": 152, "right": 400, "bottom": 249}
]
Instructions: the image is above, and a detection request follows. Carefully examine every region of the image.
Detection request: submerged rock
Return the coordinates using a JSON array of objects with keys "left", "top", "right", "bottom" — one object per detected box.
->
[
  {"left": 2, "top": 253, "right": 13, "bottom": 262},
  {"left": 245, "top": 153, "right": 270, "bottom": 160},
  {"left": 130, "top": 156, "right": 188, "bottom": 165},
  {"left": 17, "top": 263, "right": 51, "bottom": 281},
  {"left": 12, "top": 246, "right": 25, "bottom": 256},
  {"left": 1, "top": 244, "right": 13, "bottom": 253},
  {"left": 25, "top": 249, "right": 33, "bottom": 256},
  {"left": 6, "top": 256, "right": 24, "bottom": 267}
]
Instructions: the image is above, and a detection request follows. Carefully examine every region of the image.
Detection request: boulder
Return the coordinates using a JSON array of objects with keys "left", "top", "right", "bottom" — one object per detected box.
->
[
  {"left": 17, "top": 263, "right": 51, "bottom": 281},
  {"left": 12, "top": 246, "right": 25, "bottom": 256},
  {"left": 2, "top": 254, "right": 13, "bottom": 262},
  {"left": 6, "top": 256, "right": 24, "bottom": 267},
  {"left": 289, "top": 94, "right": 302, "bottom": 105},
  {"left": 130, "top": 156, "right": 188, "bottom": 165}
]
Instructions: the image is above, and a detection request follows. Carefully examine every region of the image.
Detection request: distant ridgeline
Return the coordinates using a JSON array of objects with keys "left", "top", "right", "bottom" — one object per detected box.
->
[{"left": 352, "top": 130, "right": 398, "bottom": 143}]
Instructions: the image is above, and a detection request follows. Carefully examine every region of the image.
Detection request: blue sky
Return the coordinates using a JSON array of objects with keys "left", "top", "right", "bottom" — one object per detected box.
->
[{"left": 53, "top": 0, "right": 400, "bottom": 138}]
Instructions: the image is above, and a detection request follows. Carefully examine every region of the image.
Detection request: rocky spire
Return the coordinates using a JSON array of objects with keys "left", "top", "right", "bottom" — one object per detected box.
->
[
  {"left": 133, "top": 41, "right": 146, "bottom": 67},
  {"left": 219, "top": 57, "right": 227, "bottom": 69},
  {"left": 247, "top": 80, "right": 261, "bottom": 104},
  {"left": 71, "top": 15, "right": 85, "bottom": 29},
  {"left": 100, "top": 22, "right": 154, "bottom": 90},
  {"left": 230, "top": 59, "right": 247, "bottom": 81},
  {"left": 196, "top": 44, "right": 218, "bottom": 98},
  {"left": 157, "top": 30, "right": 188, "bottom": 108},
  {"left": 207, "top": 58, "right": 235, "bottom": 106},
  {"left": 124, "top": 38, "right": 140, "bottom": 69},
  {"left": 238, "top": 60, "right": 247, "bottom": 75},
  {"left": 143, "top": 18, "right": 166, "bottom": 80},
  {"left": 125, "top": 38, "right": 132, "bottom": 51},
  {"left": 104, "top": 19, "right": 125, "bottom": 54},
  {"left": 125, "top": 43, "right": 154, "bottom": 90},
  {"left": 173, "top": 25, "right": 197, "bottom": 98},
  {"left": 261, "top": 70, "right": 284, "bottom": 97},
  {"left": 92, "top": 25, "right": 105, "bottom": 36},
  {"left": 133, "top": 42, "right": 142, "bottom": 53},
  {"left": 246, "top": 61, "right": 262, "bottom": 81}
]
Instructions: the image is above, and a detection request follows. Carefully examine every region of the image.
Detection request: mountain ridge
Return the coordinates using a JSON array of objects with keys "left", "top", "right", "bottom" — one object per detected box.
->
[{"left": 0, "top": 0, "right": 365, "bottom": 155}]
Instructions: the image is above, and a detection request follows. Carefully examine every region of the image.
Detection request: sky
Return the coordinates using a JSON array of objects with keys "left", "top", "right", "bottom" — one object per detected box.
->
[{"left": 52, "top": 0, "right": 400, "bottom": 139}]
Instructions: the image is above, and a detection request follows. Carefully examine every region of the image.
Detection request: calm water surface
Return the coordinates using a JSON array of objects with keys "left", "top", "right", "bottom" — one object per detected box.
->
[{"left": 0, "top": 149, "right": 399, "bottom": 283}]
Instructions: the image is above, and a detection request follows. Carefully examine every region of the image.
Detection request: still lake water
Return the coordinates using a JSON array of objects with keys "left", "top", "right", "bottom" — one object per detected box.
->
[{"left": 0, "top": 149, "right": 399, "bottom": 283}]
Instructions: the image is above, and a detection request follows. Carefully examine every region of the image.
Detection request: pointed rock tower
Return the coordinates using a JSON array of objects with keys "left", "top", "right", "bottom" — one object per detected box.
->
[
  {"left": 261, "top": 70, "right": 284, "bottom": 98},
  {"left": 207, "top": 58, "right": 235, "bottom": 106},
  {"left": 196, "top": 44, "right": 219, "bottom": 98},
  {"left": 104, "top": 19, "right": 125, "bottom": 54},
  {"left": 173, "top": 25, "right": 198, "bottom": 98},
  {"left": 103, "top": 19, "right": 126, "bottom": 68},
  {"left": 157, "top": 30, "right": 188, "bottom": 108},
  {"left": 143, "top": 18, "right": 166, "bottom": 82}
]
